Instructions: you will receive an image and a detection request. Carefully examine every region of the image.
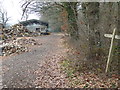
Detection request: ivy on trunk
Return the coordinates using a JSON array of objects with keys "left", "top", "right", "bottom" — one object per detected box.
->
[{"left": 62, "top": 2, "right": 79, "bottom": 40}]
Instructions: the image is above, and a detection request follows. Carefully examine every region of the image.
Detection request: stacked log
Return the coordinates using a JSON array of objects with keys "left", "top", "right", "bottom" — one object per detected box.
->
[
  {"left": 0, "top": 38, "right": 40, "bottom": 56},
  {"left": 2, "top": 44, "right": 28, "bottom": 56},
  {"left": 13, "top": 38, "right": 40, "bottom": 46},
  {"left": 0, "top": 24, "right": 41, "bottom": 56},
  {"left": 1, "top": 24, "right": 33, "bottom": 40}
]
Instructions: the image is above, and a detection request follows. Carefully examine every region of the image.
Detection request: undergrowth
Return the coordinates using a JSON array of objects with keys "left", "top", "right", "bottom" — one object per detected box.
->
[{"left": 60, "top": 36, "right": 119, "bottom": 88}]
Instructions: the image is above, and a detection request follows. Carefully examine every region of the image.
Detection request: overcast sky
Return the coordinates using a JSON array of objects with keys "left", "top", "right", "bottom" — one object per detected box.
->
[{"left": 0, "top": 0, "right": 39, "bottom": 25}]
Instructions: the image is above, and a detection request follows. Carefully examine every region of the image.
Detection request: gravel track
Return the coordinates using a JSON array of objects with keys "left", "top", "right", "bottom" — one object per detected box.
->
[{"left": 1, "top": 33, "right": 66, "bottom": 88}]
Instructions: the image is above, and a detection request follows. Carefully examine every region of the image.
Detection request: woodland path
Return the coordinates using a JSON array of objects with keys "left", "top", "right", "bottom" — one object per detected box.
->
[{"left": 1, "top": 33, "right": 68, "bottom": 88}]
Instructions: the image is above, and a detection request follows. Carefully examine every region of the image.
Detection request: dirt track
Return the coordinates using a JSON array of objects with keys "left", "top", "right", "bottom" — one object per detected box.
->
[{"left": 2, "top": 33, "right": 68, "bottom": 88}]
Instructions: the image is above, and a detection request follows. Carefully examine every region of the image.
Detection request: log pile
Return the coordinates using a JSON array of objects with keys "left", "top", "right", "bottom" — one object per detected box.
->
[
  {"left": 1, "top": 38, "right": 40, "bottom": 56},
  {"left": 0, "top": 24, "right": 40, "bottom": 56},
  {"left": 13, "top": 38, "right": 40, "bottom": 46},
  {"left": 2, "top": 44, "right": 28, "bottom": 56},
  {"left": 1, "top": 24, "right": 33, "bottom": 40}
]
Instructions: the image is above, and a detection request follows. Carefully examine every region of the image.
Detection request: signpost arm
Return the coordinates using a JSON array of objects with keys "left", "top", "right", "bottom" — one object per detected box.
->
[{"left": 105, "top": 28, "right": 116, "bottom": 73}]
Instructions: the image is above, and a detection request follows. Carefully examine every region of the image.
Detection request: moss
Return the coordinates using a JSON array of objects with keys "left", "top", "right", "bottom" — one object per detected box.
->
[{"left": 61, "top": 59, "right": 75, "bottom": 78}]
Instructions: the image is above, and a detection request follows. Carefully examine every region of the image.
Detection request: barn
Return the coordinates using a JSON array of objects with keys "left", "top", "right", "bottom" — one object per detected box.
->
[{"left": 19, "top": 19, "right": 49, "bottom": 33}]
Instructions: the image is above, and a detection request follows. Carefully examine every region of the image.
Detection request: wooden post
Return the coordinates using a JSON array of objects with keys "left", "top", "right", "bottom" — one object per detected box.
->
[{"left": 105, "top": 28, "right": 116, "bottom": 73}]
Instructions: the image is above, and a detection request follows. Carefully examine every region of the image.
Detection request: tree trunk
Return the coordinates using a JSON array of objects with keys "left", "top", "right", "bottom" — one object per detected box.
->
[
  {"left": 82, "top": 2, "right": 100, "bottom": 59},
  {"left": 63, "top": 2, "right": 79, "bottom": 40},
  {"left": 117, "top": 2, "right": 120, "bottom": 62}
]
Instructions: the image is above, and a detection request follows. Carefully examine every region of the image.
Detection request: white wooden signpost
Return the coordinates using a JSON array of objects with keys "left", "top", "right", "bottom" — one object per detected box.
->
[{"left": 104, "top": 28, "right": 120, "bottom": 73}]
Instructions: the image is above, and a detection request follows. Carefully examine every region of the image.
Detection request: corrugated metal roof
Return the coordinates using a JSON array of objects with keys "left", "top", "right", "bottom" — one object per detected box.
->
[{"left": 19, "top": 19, "right": 49, "bottom": 28}]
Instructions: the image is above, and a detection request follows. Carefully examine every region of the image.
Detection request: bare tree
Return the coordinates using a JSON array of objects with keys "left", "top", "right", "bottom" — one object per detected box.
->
[
  {"left": 21, "top": 1, "right": 80, "bottom": 39},
  {"left": 0, "top": 8, "right": 11, "bottom": 27}
]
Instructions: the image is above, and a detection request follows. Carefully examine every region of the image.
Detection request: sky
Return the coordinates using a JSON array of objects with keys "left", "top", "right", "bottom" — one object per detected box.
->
[
  {"left": 0, "top": 0, "right": 39, "bottom": 25},
  {"left": 1, "top": 0, "right": 118, "bottom": 25}
]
